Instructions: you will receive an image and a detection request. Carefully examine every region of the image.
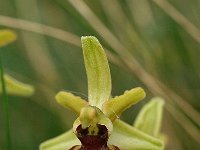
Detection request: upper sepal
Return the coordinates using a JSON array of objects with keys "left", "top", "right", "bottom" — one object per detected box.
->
[{"left": 81, "top": 36, "right": 111, "bottom": 109}]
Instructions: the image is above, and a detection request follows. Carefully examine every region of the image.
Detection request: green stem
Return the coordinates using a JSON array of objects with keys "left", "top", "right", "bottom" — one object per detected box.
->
[{"left": 0, "top": 51, "right": 12, "bottom": 150}]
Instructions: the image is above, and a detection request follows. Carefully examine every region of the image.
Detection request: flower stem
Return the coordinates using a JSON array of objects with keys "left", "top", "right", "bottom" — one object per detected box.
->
[{"left": 0, "top": 50, "right": 12, "bottom": 150}]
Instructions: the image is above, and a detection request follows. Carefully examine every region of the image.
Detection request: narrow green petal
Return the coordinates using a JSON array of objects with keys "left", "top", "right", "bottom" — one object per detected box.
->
[
  {"left": 134, "top": 97, "right": 165, "bottom": 137},
  {"left": 108, "top": 120, "right": 164, "bottom": 150},
  {"left": 0, "top": 30, "right": 17, "bottom": 47},
  {"left": 0, "top": 74, "right": 34, "bottom": 97},
  {"left": 81, "top": 36, "right": 111, "bottom": 108},
  {"left": 102, "top": 87, "right": 145, "bottom": 121},
  {"left": 39, "top": 129, "right": 80, "bottom": 150},
  {"left": 56, "top": 91, "right": 88, "bottom": 114}
]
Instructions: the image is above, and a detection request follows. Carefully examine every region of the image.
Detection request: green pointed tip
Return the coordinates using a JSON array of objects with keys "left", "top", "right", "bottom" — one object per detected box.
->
[
  {"left": 55, "top": 91, "right": 88, "bottom": 114},
  {"left": 81, "top": 36, "right": 111, "bottom": 109},
  {"left": 1, "top": 74, "right": 34, "bottom": 97},
  {"left": 81, "top": 36, "right": 96, "bottom": 41},
  {"left": 151, "top": 97, "right": 165, "bottom": 106},
  {"left": 0, "top": 30, "right": 17, "bottom": 47}
]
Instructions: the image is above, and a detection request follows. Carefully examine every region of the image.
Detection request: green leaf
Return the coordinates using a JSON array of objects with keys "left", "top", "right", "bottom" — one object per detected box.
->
[
  {"left": 108, "top": 120, "right": 164, "bottom": 150},
  {"left": 0, "top": 74, "right": 34, "bottom": 97},
  {"left": 39, "top": 129, "right": 80, "bottom": 150},
  {"left": 81, "top": 36, "right": 111, "bottom": 108},
  {"left": 133, "top": 97, "right": 165, "bottom": 137},
  {"left": 102, "top": 87, "right": 145, "bottom": 121},
  {"left": 0, "top": 30, "right": 17, "bottom": 47},
  {"left": 56, "top": 91, "right": 88, "bottom": 114}
]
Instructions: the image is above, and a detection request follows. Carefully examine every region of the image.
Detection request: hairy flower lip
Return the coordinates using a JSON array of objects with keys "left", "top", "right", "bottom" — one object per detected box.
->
[
  {"left": 76, "top": 124, "right": 108, "bottom": 149},
  {"left": 73, "top": 124, "right": 120, "bottom": 150}
]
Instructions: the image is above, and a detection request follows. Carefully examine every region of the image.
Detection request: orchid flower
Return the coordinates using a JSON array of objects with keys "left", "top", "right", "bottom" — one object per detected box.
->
[
  {"left": 40, "top": 36, "right": 165, "bottom": 150},
  {"left": 0, "top": 29, "right": 34, "bottom": 96}
]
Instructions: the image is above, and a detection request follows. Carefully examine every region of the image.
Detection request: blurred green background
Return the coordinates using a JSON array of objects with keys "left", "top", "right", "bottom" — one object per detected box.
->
[{"left": 0, "top": 0, "right": 200, "bottom": 149}]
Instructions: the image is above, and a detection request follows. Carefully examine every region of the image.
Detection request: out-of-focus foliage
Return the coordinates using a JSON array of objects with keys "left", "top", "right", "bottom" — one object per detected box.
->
[
  {"left": 0, "top": 29, "right": 16, "bottom": 47},
  {"left": 0, "top": 0, "right": 200, "bottom": 150}
]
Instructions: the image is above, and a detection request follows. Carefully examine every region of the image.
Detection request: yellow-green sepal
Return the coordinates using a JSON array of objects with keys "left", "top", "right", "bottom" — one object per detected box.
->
[
  {"left": 39, "top": 129, "right": 80, "bottom": 150},
  {"left": 133, "top": 97, "right": 165, "bottom": 137},
  {"left": 81, "top": 36, "right": 111, "bottom": 109},
  {"left": 108, "top": 120, "right": 164, "bottom": 150}
]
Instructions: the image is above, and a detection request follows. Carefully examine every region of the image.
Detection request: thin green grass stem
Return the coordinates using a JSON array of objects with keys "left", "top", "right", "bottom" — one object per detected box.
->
[{"left": 0, "top": 50, "right": 12, "bottom": 150}]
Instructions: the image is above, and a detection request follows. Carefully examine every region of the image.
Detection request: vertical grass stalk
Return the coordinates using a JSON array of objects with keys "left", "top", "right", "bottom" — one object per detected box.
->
[{"left": 0, "top": 50, "right": 12, "bottom": 150}]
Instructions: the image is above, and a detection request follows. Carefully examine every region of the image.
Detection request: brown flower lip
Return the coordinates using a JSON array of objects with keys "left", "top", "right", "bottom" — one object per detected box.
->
[{"left": 70, "top": 124, "right": 119, "bottom": 150}]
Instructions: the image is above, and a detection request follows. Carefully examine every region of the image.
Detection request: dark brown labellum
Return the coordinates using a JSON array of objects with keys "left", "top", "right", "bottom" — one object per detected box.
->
[{"left": 69, "top": 124, "right": 120, "bottom": 150}]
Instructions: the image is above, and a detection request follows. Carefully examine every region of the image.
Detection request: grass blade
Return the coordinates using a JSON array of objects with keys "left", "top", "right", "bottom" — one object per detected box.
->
[{"left": 0, "top": 51, "right": 12, "bottom": 150}]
